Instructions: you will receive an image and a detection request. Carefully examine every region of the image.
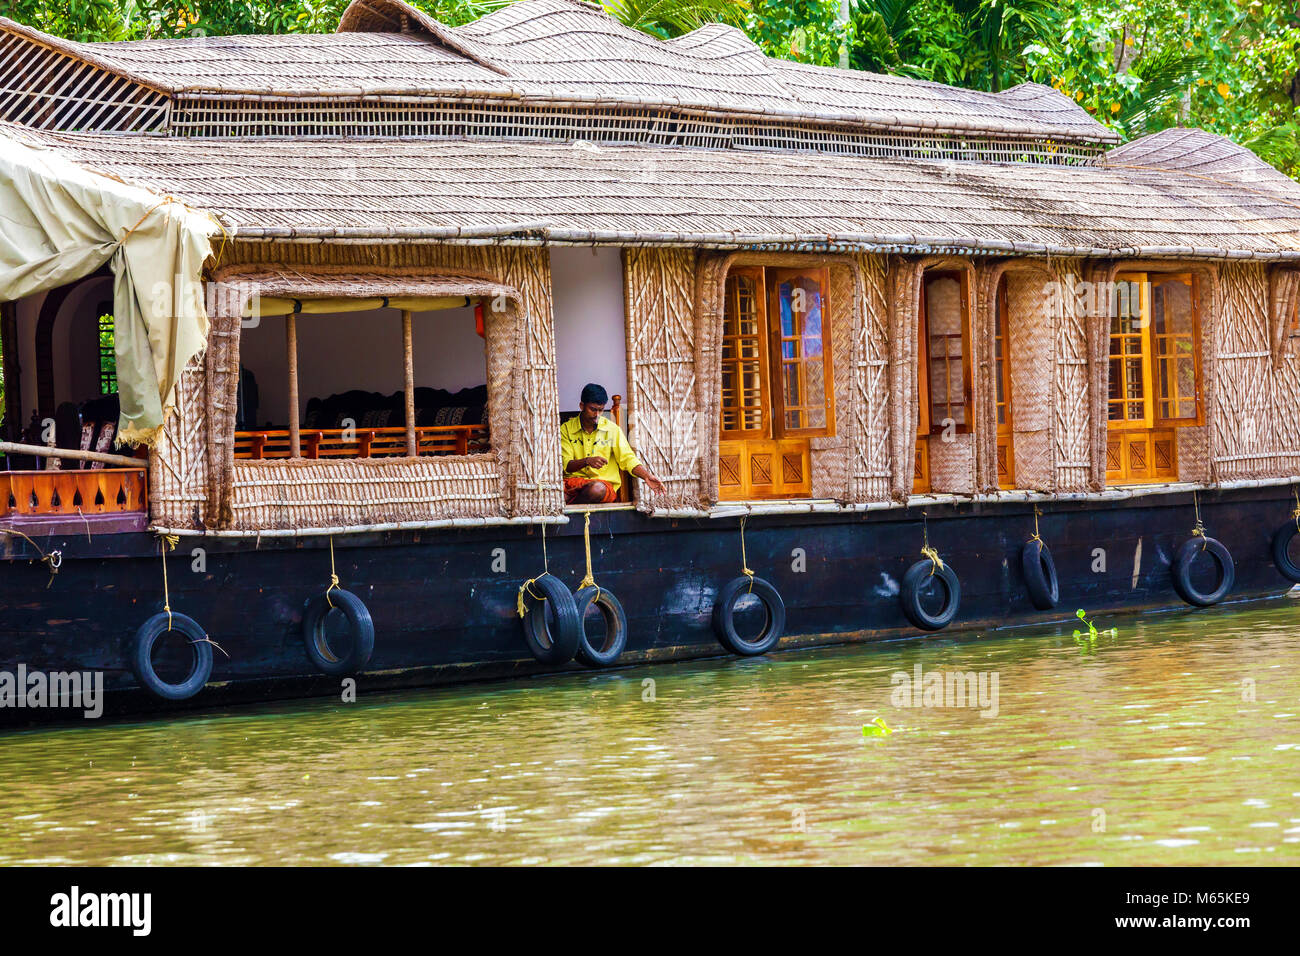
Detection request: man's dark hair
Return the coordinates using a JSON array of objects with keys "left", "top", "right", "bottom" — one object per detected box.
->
[{"left": 580, "top": 383, "right": 608, "bottom": 406}]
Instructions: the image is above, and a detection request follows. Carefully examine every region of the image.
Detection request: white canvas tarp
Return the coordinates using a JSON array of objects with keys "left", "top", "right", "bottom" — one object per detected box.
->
[{"left": 0, "top": 127, "right": 217, "bottom": 446}]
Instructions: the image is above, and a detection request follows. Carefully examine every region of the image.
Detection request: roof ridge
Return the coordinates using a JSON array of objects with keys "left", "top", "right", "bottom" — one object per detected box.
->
[{"left": 337, "top": 0, "right": 510, "bottom": 75}]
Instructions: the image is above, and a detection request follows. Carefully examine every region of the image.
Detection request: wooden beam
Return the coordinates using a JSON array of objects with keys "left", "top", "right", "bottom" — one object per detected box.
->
[
  {"left": 402, "top": 309, "right": 416, "bottom": 457},
  {"left": 0, "top": 441, "right": 141, "bottom": 469},
  {"left": 0, "top": 301, "right": 20, "bottom": 443},
  {"left": 286, "top": 313, "right": 300, "bottom": 459}
]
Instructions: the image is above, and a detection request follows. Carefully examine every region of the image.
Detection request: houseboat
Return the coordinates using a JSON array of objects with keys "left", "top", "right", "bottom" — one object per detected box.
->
[{"left": 3, "top": 0, "right": 1300, "bottom": 721}]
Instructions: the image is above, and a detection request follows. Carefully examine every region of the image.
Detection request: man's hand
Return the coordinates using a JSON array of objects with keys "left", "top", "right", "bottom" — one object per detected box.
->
[
  {"left": 631, "top": 464, "right": 666, "bottom": 495},
  {"left": 566, "top": 456, "right": 608, "bottom": 473}
]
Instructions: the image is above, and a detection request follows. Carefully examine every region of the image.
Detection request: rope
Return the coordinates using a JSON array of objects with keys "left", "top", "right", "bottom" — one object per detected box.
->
[
  {"left": 0, "top": 528, "right": 62, "bottom": 588},
  {"left": 516, "top": 523, "right": 552, "bottom": 619},
  {"left": 119, "top": 196, "right": 180, "bottom": 245},
  {"left": 1191, "top": 489, "right": 1207, "bottom": 550},
  {"left": 1029, "top": 506, "right": 1043, "bottom": 544},
  {"left": 577, "top": 511, "right": 599, "bottom": 596},
  {"left": 740, "top": 514, "right": 755, "bottom": 593},
  {"left": 921, "top": 513, "right": 944, "bottom": 574},
  {"left": 325, "top": 536, "right": 339, "bottom": 609},
  {"left": 1291, "top": 485, "right": 1300, "bottom": 530},
  {"left": 158, "top": 534, "right": 178, "bottom": 631}
]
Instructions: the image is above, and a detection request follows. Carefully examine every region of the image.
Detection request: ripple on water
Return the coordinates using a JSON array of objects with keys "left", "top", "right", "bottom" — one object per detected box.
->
[{"left": 1, "top": 601, "right": 1299, "bottom": 864}]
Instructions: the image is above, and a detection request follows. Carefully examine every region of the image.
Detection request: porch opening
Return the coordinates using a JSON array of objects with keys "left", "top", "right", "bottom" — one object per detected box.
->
[
  {"left": 717, "top": 265, "right": 833, "bottom": 501},
  {"left": 1, "top": 275, "right": 147, "bottom": 529},
  {"left": 235, "top": 296, "right": 490, "bottom": 461}
]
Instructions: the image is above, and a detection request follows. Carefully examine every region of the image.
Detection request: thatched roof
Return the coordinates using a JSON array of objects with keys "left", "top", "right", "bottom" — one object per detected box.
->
[
  {"left": 5, "top": 122, "right": 1298, "bottom": 260},
  {"left": 0, "top": 0, "right": 1116, "bottom": 144}
]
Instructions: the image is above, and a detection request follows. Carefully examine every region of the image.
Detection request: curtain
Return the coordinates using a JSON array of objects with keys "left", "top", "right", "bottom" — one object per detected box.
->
[{"left": 0, "top": 129, "right": 217, "bottom": 446}]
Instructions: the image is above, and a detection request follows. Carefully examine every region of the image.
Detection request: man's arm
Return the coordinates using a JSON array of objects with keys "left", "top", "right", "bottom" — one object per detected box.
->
[
  {"left": 610, "top": 424, "right": 665, "bottom": 495},
  {"left": 630, "top": 463, "right": 665, "bottom": 495}
]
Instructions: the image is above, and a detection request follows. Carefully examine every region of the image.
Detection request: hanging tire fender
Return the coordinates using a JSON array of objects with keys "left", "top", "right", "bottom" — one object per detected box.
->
[
  {"left": 302, "top": 587, "right": 376, "bottom": 676},
  {"left": 519, "top": 573, "right": 581, "bottom": 665},
  {"left": 900, "top": 559, "right": 961, "bottom": 631},
  {"left": 1021, "top": 539, "right": 1060, "bottom": 611},
  {"left": 1271, "top": 522, "right": 1300, "bottom": 583},
  {"left": 573, "top": 585, "right": 629, "bottom": 668},
  {"left": 712, "top": 575, "right": 786, "bottom": 656},
  {"left": 129, "top": 611, "right": 214, "bottom": 702},
  {"left": 1171, "top": 536, "right": 1234, "bottom": 607}
]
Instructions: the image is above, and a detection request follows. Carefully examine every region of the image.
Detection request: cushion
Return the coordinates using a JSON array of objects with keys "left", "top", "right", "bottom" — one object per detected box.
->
[{"left": 434, "top": 406, "right": 469, "bottom": 427}]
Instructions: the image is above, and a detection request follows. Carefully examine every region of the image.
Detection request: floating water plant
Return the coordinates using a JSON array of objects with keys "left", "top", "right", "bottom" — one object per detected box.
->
[
  {"left": 1072, "top": 608, "right": 1118, "bottom": 647},
  {"left": 862, "top": 717, "right": 894, "bottom": 737}
]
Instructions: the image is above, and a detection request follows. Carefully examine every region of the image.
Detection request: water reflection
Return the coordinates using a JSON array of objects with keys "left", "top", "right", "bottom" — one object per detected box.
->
[{"left": 1, "top": 601, "right": 1297, "bottom": 865}]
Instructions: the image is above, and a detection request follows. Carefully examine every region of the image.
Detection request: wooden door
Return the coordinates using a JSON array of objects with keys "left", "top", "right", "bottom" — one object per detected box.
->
[
  {"left": 718, "top": 267, "right": 831, "bottom": 500},
  {"left": 1106, "top": 273, "right": 1180, "bottom": 484}
]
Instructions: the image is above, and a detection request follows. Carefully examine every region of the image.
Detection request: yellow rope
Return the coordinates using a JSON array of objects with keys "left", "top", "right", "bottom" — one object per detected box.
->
[
  {"left": 1191, "top": 489, "right": 1207, "bottom": 549},
  {"left": 160, "top": 538, "right": 172, "bottom": 632},
  {"left": 921, "top": 514, "right": 944, "bottom": 574},
  {"left": 1291, "top": 485, "right": 1300, "bottom": 530},
  {"left": 740, "top": 515, "right": 755, "bottom": 593},
  {"left": 325, "top": 536, "right": 339, "bottom": 608},
  {"left": 516, "top": 523, "right": 552, "bottom": 618},
  {"left": 1029, "top": 507, "right": 1043, "bottom": 544},
  {"left": 577, "top": 511, "right": 599, "bottom": 596}
]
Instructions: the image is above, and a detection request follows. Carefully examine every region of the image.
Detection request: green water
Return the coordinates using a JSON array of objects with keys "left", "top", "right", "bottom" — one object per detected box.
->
[{"left": 1, "top": 600, "right": 1298, "bottom": 866}]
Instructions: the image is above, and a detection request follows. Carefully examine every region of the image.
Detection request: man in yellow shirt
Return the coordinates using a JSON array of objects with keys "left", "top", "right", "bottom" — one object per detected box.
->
[{"left": 561, "top": 383, "right": 666, "bottom": 504}]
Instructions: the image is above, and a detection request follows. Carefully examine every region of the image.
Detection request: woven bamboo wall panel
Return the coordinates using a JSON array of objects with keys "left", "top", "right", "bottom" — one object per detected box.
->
[
  {"left": 929, "top": 432, "right": 976, "bottom": 493},
  {"left": 228, "top": 456, "right": 502, "bottom": 531},
  {"left": 624, "top": 246, "right": 701, "bottom": 511},
  {"left": 1005, "top": 273, "right": 1054, "bottom": 432},
  {"left": 887, "top": 259, "right": 924, "bottom": 501},
  {"left": 850, "top": 255, "right": 892, "bottom": 502},
  {"left": 1005, "top": 269, "right": 1056, "bottom": 490},
  {"left": 1059, "top": 262, "right": 1097, "bottom": 491},
  {"left": 149, "top": 355, "right": 208, "bottom": 529},
  {"left": 1176, "top": 424, "right": 1210, "bottom": 483},
  {"left": 1213, "top": 262, "right": 1275, "bottom": 479}
]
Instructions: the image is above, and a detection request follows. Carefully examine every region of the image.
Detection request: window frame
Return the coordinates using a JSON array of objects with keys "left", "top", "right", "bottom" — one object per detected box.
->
[
  {"left": 719, "top": 266, "right": 773, "bottom": 442},
  {"left": 766, "top": 267, "right": 835, "bottom": 440},
  {"left": 717, "top": 265, "right": 836, "bottom": 443},
  {"left": 1108, "top": 271, "right": 1204, "bottom": 432},
  {"left": 919, "top": 269, "right": 973, "bottom": 436},
  {"left": 1150, "top": 272, "right": 1204, "bottom": 428}
]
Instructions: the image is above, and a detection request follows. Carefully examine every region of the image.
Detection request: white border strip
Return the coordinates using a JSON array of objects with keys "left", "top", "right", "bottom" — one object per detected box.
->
[{"left": 151, "top": 514, "right": 569, "bottom": 538}]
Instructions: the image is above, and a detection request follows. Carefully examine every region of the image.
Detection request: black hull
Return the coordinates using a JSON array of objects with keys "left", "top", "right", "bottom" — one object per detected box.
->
[{"left": 2, "top": 485, "right": 1297, "bottom": 725}]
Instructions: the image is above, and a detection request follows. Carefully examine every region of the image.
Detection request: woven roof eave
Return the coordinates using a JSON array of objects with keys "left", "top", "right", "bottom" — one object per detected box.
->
[
  {"left": 222, "top": 222, "right": 1300, "bottom": 262},
  {"left": 167, "top": 90, "right": 1117, "bottom": 145},
  {"left": 0, "top": 16, "right": 172, "bottom": 95}
]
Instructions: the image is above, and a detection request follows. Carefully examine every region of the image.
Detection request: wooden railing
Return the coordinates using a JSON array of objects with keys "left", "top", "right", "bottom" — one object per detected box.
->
[
  {"left": 234, "top": 424, "right": 488, "bottom": 460},
  {"left": 0, "top": 468, "right": 148, "bottom": 517}
]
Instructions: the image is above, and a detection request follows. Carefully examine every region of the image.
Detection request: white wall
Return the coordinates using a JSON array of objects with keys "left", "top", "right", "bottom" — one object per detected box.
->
[
  {"left": 551, "top": 246, "right": 627, "bottom": 411},
  {"left": 239, "top": 305, "right": 488, "bottom": 425}
]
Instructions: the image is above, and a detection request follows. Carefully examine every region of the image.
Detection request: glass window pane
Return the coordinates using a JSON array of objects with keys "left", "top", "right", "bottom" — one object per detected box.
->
[{"left": 777, "top": 273, "right": 828, "bottom": 432}]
